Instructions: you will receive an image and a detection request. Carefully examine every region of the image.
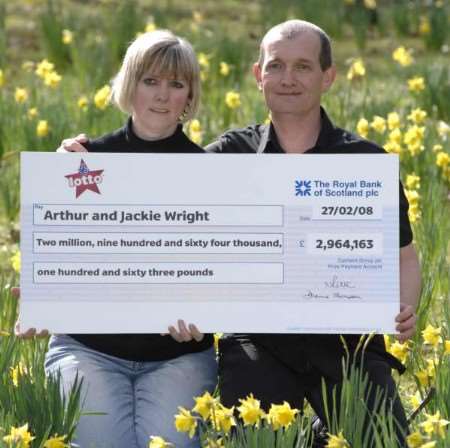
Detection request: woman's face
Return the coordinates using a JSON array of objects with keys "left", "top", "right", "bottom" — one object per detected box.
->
[{"left": 131, "top": 70, "right": 190, "bottom": 140}]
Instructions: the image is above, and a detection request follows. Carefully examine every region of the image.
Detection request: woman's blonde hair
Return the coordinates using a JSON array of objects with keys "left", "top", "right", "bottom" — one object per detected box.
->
[{"left": 112, "top": 30, "right": 200, "bottom": 122}]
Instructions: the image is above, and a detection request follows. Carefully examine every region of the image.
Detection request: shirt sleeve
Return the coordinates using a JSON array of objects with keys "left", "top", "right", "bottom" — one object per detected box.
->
[{"left": 399, "top": 181, "right": 413, "bottom": 247}]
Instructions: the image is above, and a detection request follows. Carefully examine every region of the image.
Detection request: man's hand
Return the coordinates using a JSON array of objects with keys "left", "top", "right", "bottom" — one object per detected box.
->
[
  {"left": 167, "top": 319, "right": 204, "bottom": 343},
  {"left": 56, "top": 133, "right": 89, "bottom": 153},
  {"left": 11, "top": 287, "right": 49, "bottom": 339},
  {"left": 395, "top": 303, "right": 417, "bottom": 342}
]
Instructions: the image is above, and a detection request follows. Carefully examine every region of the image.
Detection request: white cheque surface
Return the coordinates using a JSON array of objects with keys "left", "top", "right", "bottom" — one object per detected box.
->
[{"left": 20, "top": 152, "right": 399, "bottom": 333}]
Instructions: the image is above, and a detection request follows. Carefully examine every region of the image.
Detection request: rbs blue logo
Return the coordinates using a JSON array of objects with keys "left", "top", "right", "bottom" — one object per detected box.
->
[{"left": 295, "top": 180, "right": 312, "bottom": 196}]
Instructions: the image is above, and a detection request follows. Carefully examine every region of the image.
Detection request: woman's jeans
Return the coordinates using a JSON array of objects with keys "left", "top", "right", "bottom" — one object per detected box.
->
[{"left": 45, "top": 334, "right": 217, "bottom": 448}]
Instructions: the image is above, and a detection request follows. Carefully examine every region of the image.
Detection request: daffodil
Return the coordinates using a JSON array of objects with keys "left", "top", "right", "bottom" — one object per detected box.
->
[
  {"left": 420, "top": 411, "right": 449, "bottom": 438},
  {"left": 145, "top": 22, "right": 156, "bottom": 32},
  {"left": 408, "top": 76, "right": 425, "bottom": 92},
  {"left": 36, "top": 59, "right": 55, "bottom": 79},
  {"left": 3, "top": 423, "right": 35, "bottom": 447},
  {"left": 407, "top": 108, "right": 427, "bottom": 124},
  {"left": 388, "top": 128, "right": 402, "bottom": 144},
  {"left": 15, "top": 87, "right": 28, "bottom": 103},
  {"left": 211, "top": 404, "right": 236, "bottom": 434},
  {"left": 238, "top": 393, "right": 266, "bottom": 426},
  {"left": 44, "top": 71, "right": 62, "bottom": 88},
  {"left": 188, "top": 119, "right": 202, "bottom": 145},
  {"left": 387, "top": 112, "right": 401, "bottom": 130},
  {"left": 62, "top": 29, "right": 73, "bottom": 44},
  {"left": 36, "top": 120, "right": 50, "bottom": 138},
  {"left": 326, "top": 430, "right": 350, "bottom": 447},
  {"left": 94, "top": 85, "right": 111, "bottom": 110},
  {"left": 363, "top": 0, "right": 376, "bottom": 9},
  {"left": 198, "top": 53, "right": 210, "bottom": 70},
  {"left": 11, "top": 250, "right": 21, "bottom": 272},
  {"left": 406, "top": 430, "right": 424, "bottom": 448},
  {"left": 27, "top": 107, "right": 39, "bottom": 119},
  {"left": 10, "top": 362, "right": 28, "bottom": 387},
  {"left": 416, "top": 369, "right": 430, "bottom": 387},
  {"left": 219, "top": 61, "right": 230, "bottom": 77},
  {"left": 436, "top": 152, "right": 449, "bottom": 168},
  {"left": 78, "top": 96, "right": 89, "bottom": 110},
  {"left": 347, "top": 58, "right": 366, "bottom": 80},
  {"left": 392, "top": 46, "right": 413, "bottom": 67},
  {"left": 192, "top": 11, "right": 204, "bottom": 23},
  {"left": 0, "top": 69, "right": 4, "bottom": 87},
  {"left": 419, "top": 16, "right": 431, "bottom": 35},
  {"left": 422, "top": 324, "right": 442, "bottom": 348},
  {"left": 406, "top": 174, "right": 420, "bottom": 190},
  {"left": 383, "top": 141, "right": 401, "bottom": 154},
  {"left": 192, "top": 391, "right": 217, "bottom": 420},
  {"left": 44, "top": 434, "right": 68, "bottom": 448},
  {"left": 445, "top": 340, "right": 450, "bottom": 354},
  {"left": 356, "top": 118, "right": 369, "bottom": 138},
  {"left": 409, "top": 392, "right": 421, "bottom": 409},
  {"left": 267, "top": 402, "right": 298, "bottom": 430},
  {"left": 148, "top": 436, "right": 173, "bottom": 448},
  {"left": 403, "top": 125, "right": 425, "bottom": 156},
  {"left": 370, "top": 115, "right": 386, "bottom": 134},
  {"left": 225, "top": 91, "right": 241, "bottom": 109},
  {"left": 174, "top": 407, "right": 197, "bottom": 439},
  {"left": 389, "top": 341, "right": 409, "bottom": 363}
]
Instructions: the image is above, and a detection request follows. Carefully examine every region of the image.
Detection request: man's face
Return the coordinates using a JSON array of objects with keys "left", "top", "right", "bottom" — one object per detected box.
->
[{"left": 254, "top": 31, "right": 335, "bottom": 119}]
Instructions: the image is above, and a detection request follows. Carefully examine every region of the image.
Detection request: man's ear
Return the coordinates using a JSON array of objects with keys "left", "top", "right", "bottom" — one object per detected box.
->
[
  {"left": 253, "top": 62, "right": 263, "bottom": 91},
  {"left": 321, "top": 64, "right": 336, "bottom": 93}
]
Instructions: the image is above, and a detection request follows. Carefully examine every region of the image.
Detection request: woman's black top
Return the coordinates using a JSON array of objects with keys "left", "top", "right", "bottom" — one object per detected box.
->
[{"left": 70, "top": 118, "right": 213, "bottom": 361}]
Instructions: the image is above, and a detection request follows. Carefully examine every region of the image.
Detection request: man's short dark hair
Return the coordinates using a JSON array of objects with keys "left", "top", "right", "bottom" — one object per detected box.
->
[{"left": 258, "top": 20, "right": 333, "bottom": 71}]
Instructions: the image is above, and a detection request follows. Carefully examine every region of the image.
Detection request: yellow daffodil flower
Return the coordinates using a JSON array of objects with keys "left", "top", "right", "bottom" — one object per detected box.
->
[
  {"left": 347, "top": 58, "right": 366, "bottom": 81},
  {"left": 419, "top": 16, "right": 431, "bottom": 35},
  {"left": 145, "top": 22, "right": 156, "bottom": 33},
  {"left": 387, "top": 112, "right": 401, "bottom": 130},
  {"left": 211, "top": 404, "right": 236, "bottom": 434},
  {"left": 392, "top": 46, "right": 413, "bottom": 67},
  {"left": 389, "top": 341, "right": 409, "bottom": 363},
  {"left": 422, "top": 324, "right": 442, "bottom": 348},
  {"left": 364, "top": 0, "right": 376, "bottom": 9},
  {"left": 0, "top": 69, "right": 4, "bottom": 87},
  {"left": 326, "top": 430, "right": 350, "bottom": 447},
  {"left": 370, "top": 115, "right": 386, "bottom": 134},
  {"left": 44, "top": 434, "right": 68, "bottom": 448},
  {"left": 36, "top": 120, "right": 50, "bottom": 138},
  {"left": 174, "top": 407, "right": 197, "bottom": 438},
  {"left": 94, "top": 85, "right": 111, "bottom": 110},
  {"left": 148, "top": 435, "right": 173, "bottom": 448},
  {"left": 406, "top": 174, "right": 420, "bottom": 190},
  {"left": 436, "top": 152, "right": 449, "bottom": 168},
  {"left": 267, "top": 402, "right": 298, "bottom": 430},
  {"left": 407, "top": 108, "right": 427, "bottom": 124},
  {"left": 408, "top": 76, "right": 425, "bottom": 92},
  {"left": 192, "top": 391, "right": 217, "bottom": 420},
  {"left": 406, "top": 430, "right": 424, "bottom": 447},
  {"left": 44, "top": 71, "right": 62, "bottom": 88},
  {"left": 445, "top": 340, "right": 450, "bottom": 354},
  {"left": 36, "top": 59, "right": 55, "bottom": 79},
  {"left": 219, "top": 61, "right": 230, "bottom": 77},
  {"left": 62, "top": 29, "right": 73, "bottom": 45},
  {"left": 225, "top": 91, "right": 241, "bottom": 109},
  {"left": 420, "top": 411, "right": 450, "bottom": 438},
  {"left": 11, "top": 250, "right": 21, "bottom": 272},
  {"left": 15, "top": 87, "right": 28, "bottom": 104},
  {"left": 237, "top": 393, "right": 266, "bottom": 426},
  {"left": 27, "top": 107, "right": 39, "bottom": 119},
  {"left": 3, "top": 423, "right": 35, "bottom": 447},
  {"left": 188, "top": 119, "right": 203, "bottom": 145},
  {"left": 356, "top": 118, "right": 369, "bottom": 138}
]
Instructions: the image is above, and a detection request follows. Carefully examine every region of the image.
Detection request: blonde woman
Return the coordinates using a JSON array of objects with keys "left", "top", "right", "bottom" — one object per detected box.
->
[{"left": 45, "top": 30, "right": 216, "bottom": 448}]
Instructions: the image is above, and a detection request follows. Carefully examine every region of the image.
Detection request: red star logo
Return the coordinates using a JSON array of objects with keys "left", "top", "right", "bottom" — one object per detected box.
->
[{"left": 65, "top": 159, "right": 104, "bottom": 198}]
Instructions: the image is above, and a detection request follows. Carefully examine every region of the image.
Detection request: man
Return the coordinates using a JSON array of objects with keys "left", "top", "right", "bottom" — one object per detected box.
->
[{"left": 205, "top": 20, "right": 421, "bottom": 447}]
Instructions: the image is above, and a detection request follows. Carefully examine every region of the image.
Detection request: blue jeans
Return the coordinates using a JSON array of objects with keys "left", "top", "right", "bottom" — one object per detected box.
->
[{"left": 45, "top": 335, "right": 217, "bottom": 448}]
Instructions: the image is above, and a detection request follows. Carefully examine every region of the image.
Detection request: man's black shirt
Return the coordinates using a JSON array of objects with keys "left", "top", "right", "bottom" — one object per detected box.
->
[{"left": 206, "top": 108, "right": 412, "bottom": 374}]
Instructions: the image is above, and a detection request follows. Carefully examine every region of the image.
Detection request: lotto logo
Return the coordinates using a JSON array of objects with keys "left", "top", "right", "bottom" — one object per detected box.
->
[{"left": 65, "top": 159, "right": 104, "bottom": 198}]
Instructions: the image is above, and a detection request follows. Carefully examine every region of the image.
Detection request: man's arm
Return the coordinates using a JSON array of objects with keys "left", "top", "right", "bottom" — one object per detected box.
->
[{"left": 396, "top": 242, "right": 421, "bottom": 341}]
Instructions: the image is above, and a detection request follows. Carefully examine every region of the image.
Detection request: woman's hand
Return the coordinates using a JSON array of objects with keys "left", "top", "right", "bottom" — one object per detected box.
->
[
  {"left": 11, "top": 287, "right": 50, "bottom": 338},
  {"left": 56, "top": 133, "right": 89, "bottom": 153},
  {"left": 167, "top": 319, "right": 204, "bottom": 342}
]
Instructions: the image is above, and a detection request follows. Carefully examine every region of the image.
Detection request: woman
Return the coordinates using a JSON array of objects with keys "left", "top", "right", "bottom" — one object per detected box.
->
[{"left": 44, "top": 30, "right": 216, "bottom": 448}]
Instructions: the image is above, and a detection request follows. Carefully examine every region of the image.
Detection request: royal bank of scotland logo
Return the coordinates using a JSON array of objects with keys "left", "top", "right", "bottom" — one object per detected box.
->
[{"left": 295, "top": 180, "right": 312, "bottom": 196}]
